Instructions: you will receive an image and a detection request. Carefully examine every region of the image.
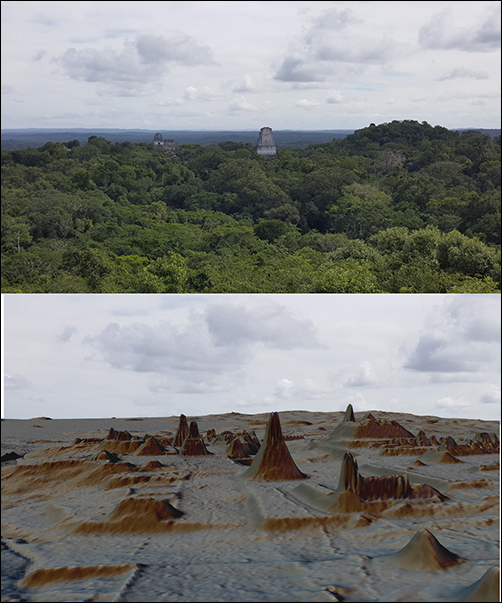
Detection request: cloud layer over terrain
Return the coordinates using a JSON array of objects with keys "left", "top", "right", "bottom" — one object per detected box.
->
[{"left": 3, "top": 294, "right": 500, "bottom": 420}]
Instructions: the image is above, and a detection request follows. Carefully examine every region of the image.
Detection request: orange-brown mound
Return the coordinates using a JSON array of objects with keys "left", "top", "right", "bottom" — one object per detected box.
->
[
  {"left": 93, "top": 450, "right": 121, "bottom": 463},
  {"left": 173, "top": 414, "right": 189, "bottom": 447},
  {"left": 354, "top": 415, "right": 415, "bottom": 439},
  {"left": 439, "top": 434, "right": 499, "bottom": 456},
  {"left": 142, "top": 460, "right": 165, "bottom": 470},
  {"left": 152, "top": 436, "right": 174, "bottom": 447},
  {"left": 315, "top": 413, "right": 416, "bottom": 453},
  {"left": 226, "top": 437, "right": 249, "bottom": 459},
  {"left": 74, "top": 497, "right": 184, "bottom": 534},
  {"left": 110, "top": 497, "right": 184, "bottom": 521},
  {"left": 180, "top": 421, "right": 211, "bottom": 456},
  {"left": 134, "top": 436, "right": 176, "bottom": 456},
  {"left": 19, "top": 564, "right": 137, "bottom": 588},
  {"left": 438, "top": 451, "right": 464, "bottom": 464},
  {"left": 339, "top": 452, "right": 448, "bottom": 501},
  {"left": 76, "top": 461, "right": 138, "bottom": 487},
  {"left": 242, "top": 412, "right": 308, "bottom": 481},
  {"left": 479, "top": 462, "right": 500, "bottom": 471},
  {"left": 2, "top": 460, "right": 91, "bottom": 493},
  {"left": 417, "top": 430, "right": 431, "bottom": 446},
  {"left": 97, "top": 440, "right": 143, "bottom": 454},
  {"left": 106, "top": 428, "right": 133, "bottom": 441},
  {"left": 242, "top": 431, "right": 261, "bottom": 455},
  {"left": 384, "top": 528, "right": 462, "bottom": 571}
]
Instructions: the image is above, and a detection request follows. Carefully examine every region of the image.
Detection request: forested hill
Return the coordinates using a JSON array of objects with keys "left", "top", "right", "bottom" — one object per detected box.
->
[{"left": 2, "top": 119, "right": 500, "bottom": 293}]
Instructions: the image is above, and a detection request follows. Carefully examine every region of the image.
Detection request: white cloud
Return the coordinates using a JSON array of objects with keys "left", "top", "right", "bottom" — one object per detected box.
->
[
  {"left": 135, "top": 33, "right": 215, "bottom": 67},
  {"left": 230, "top": 74, "right": 255, "bottom": 93},
  {"left": 56, "top": 326, "right": 77, "bottom": 343},
  {"left": 419, "top": 5, "right": 501, "bottom": 52},
  {"left": 343, "top": 361, "right": 378, "bottom": 388},
  {"left": 436, "top": 396, "right": 470, "bottom": 410},
  {"left": 480, "top": 385, "right": 501, "bottom": 405},
  {"left": 54, "top": 32, "right": 215, "bottom": 96},
  {"left": 273, "top": 377, "right": 330, "bottom": 402},
  {"left": 296, "top": 99, "right": 320, "bottom": 109},
  {"left": 204, "top": 303, "right": 323, "bottom": 350},
  {"left": 228, "top": 96, "right": 257, "bottom": 113},
  {"left": 274, "top": 7, "right": 398, "bottom": 85},
  {"left": 326, "top": 90, "right": 344, "bottom": 104},
  {"left": 83, "top": 301, "right": 325, "bottom": 399},
  {"left": 403, "top": 296, "right": 501, "bottom": 375},
  {"left": 33, "top": 49, "right": 47, "bottom": 61},
  {"left": 436, "top": 67, "right": 490, "bottom": 81},
  {"left": 5, "top": 374, "right": 33, "bottom": 390}
]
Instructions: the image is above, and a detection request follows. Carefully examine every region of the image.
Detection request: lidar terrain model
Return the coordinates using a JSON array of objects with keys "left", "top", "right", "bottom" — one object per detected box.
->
[{"left": 1, "top": 407, "right": 500, "bottom": 602}]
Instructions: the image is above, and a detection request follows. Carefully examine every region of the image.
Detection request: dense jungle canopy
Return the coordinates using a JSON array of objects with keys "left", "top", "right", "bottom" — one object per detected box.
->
[{"left": 2, "top": 120, "right": 500, "bottom": 293}]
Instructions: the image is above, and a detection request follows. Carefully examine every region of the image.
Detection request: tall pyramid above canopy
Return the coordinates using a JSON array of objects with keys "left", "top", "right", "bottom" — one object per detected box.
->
[
  {"left": 256, "top": 127, "right": 277, "bottom": 157},
  {"left": 242, "top": 412, "right": 307, "bottom": 481}
]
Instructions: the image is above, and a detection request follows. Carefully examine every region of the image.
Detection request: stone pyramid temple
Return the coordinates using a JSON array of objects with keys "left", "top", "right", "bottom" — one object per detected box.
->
[{"left": 256, "top": 127, "right": 277, "bottom": 157}]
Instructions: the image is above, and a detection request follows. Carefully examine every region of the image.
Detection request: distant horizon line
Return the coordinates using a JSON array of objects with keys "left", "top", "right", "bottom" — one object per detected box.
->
[
  {"left": 2, "top": 126, "right": 501, "bottom": 133},
  {"left": 1, "top": 127, "right": 355, "bottom": 133}
]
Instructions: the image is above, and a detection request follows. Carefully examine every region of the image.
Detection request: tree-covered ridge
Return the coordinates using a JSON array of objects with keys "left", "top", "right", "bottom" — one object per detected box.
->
[{"left": 1, "top": 120, "right": 500, "bottom": 293}]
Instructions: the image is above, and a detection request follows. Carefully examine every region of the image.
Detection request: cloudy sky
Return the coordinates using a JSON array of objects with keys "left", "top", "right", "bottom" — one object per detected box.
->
[
  {"left": 1, "top": 1, "right": 500, "bottom": 130},
  {"left": 2, "top": 294, "right": 500, "bottom": 421}
]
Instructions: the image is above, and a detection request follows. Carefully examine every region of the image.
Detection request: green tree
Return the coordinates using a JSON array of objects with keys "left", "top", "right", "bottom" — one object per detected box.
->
[
  {"left": 61, "top": 248, "right": 113, "bottom": 291},
  {"left": 312, "top": 261, "right": 382, "bottom": 293},
  {"left": 254, "top": 219, "right": 291, "bottom": 243},
  {"left": 327, "top": 183, "right": 393, "bottom": 238},
  {"left": 1, "top": 215, "right": 33, "bottom": 253},
  {"left": 131, "top": 252, "right": 188, "bottom": 292},
  {"left": 436, "top": 230, "right": 499, "bottom": 278}
]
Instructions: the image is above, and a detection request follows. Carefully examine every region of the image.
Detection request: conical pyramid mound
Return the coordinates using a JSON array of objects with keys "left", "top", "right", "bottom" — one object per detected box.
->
[
  {"left": 173, "top": 414, "right": 189, "bottom": 447},
  {"left": 343, "top": 403, "right": 355, "bottom": 422},
  {"left": 134, "top": 436, "right": 177, "bottom": 456},
  {"left": 226, "top": 437, "right": 248, "bottom": 459},
  {"left": 106, "top": 427, "right": 133, "bottom": 441},
  {"left": 242, "top": 431, "right": 260, "bottom": 455},
  {"left": 180, "top": 421, "right": 211, "bottom": 456},
  {"left": 242, "top": 412, "right": 308, "bottom": 481},
  {"left": 449, "top": 566, "right": 500, "bottom": 602},
  {"left": 417, "top": 430, "right": 431, "bottom": 446},
  {"left": 385, "top": 528, "right": 461, "bottom": 571},
  {"left": 94, "top": 449, "right": 121, "bottom": 463}
]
